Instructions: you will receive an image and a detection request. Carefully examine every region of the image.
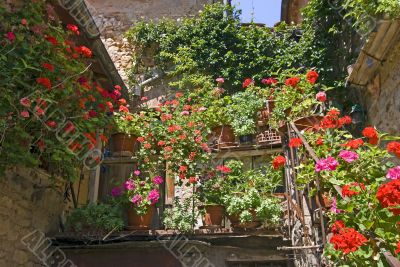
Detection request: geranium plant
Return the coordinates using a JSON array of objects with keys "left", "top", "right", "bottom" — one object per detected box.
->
[
  {"left": 293, "top": 103, "right": 400, "bottom": 264},
  {"left": 268, "top": 69, "right": 328, "bottom": 130},
  {"left": 112, "top": 171, "right": 163, "bottom": 215}
]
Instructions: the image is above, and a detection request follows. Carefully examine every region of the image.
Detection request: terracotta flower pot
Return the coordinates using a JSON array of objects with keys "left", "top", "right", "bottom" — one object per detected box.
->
[
  {"left": 111, "top": 133, "right": 137, "bottom": 156},
  {"left": 227, "top": 210, "right": 261, "bottom": 229},
  {"left": 127, "top": 205, "right": 155, "bottom": 230},
  {"left": 202, "top": 205, "right": 224, "bottom": 227},
  {"left": 293, "top": 115, "right": 324, "bottom": 132},
  {"left": 209, "top": 125, "right": 235, "bottom": 148}
]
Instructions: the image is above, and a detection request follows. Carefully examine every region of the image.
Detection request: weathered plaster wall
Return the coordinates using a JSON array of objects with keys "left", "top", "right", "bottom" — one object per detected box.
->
[
  {"left": 85, "top": 0, "right": 213, "bottom": 83},
  {"left": 0, "top": 167, "right": 66, "bottom": 267},
  {"left": 360, "top": 42, "right": 400, "bottom": 134}
]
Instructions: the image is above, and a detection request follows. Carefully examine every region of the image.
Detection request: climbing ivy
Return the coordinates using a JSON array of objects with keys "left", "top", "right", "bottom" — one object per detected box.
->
[{"left": 125, "top": 3, "right": 322, "bottom": 92}]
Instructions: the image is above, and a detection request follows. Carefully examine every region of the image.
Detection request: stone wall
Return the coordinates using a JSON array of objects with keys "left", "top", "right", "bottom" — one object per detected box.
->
[
  {"left": 281, "top": 0, "right": 309, "bottom": 24},
  {"left": 85, "top": 0, "right": 214, "bottom": 83},
  {"left": 0, "top": 167, "right": 66, "bottom": 267},
  {"left": 359, "top": 42, "right": 400, "bottom": 135}
]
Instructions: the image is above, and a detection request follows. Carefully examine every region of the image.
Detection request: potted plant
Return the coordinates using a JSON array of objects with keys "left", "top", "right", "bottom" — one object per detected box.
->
[
  {"left": 198, "top": 164, "right": 232, "bottom": 227},
  {"left": 111, "top": 111, "right": 142, "bottom": 156},
  {"left": 163, "top": 197, "right": 199, "bottom": 234},
  {"left": 66, "top": 203, "right": 124, "bottom": 235},
  {"left": 222, "top": 161, "right": 283, "bottom": 229},
  {"left": 269, "top": 69, "right": 327, "bottom": 132},
  {"left": 112, "top": 171, "right": 163, "bottom": 229},
  {"left": 227, "top": 88, "right": 265, "bottom": 144}
]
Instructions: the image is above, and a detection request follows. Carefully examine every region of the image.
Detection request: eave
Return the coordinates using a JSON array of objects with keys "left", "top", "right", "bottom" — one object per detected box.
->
[{"left": 347, "top": 19, "right": 400, "bottom": 88}]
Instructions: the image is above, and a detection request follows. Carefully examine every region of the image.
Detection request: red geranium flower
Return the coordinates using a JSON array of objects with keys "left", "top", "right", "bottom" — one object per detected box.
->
[
  {"left": 75, "top": 46, "right": 92, "bottom": 58},
  {"left": 331, "top": 220, "right": 345, "bottom": 234},
  {"left": 42, "top": 63, "right": 54, "bottom": 72},
  {"left": 395, "top": 241, "right": 400, "bottom": 254},
  {"left": 387, "top": 141, "right": 400, "bottom": 157},
  {"left": 261, "top": 78, "right": 278, "bottom": 85},
  {"left": 179, "top": 165, "right": 188, "bottom": 173},
  {"left": 285, "top": 77, "right": 300, "bottom": 88},
  {"left": 143, "top": 143, "right": 151, "bottom": 149},
  {"left": 189, "top": 177, "right": 197, "bottom": 184},
  {"left": 137, "top": 137, "right": 145, "bottom": 143},
  {"left": 341, "top": 182, "right": 366, "bottom": 197},
  {"left": 289, "top": 137, "right": 302, "bottom": 148},
  {"left": 330, "top": 227, "right": 367, "bottom": 254},
  {"left": 316, "top": 137, "right": 324, "bottom": 146},
  {"left": 66, "top": 24, "right": 80, "bottom": 35},
  {"left": 36, "top": 77, "right": 52, "bottom": 90},
  {"left": 338, "top": 115, "right": 352, "bottom": 126},
  {"left": 343, "top": 138, "right": 364, "bottom": 149},
  {"left": 216, "top": 165, "right": 232, "bottom": 174},
  {"left": 46, "top": 120, "right": 57, "bottom": 128},
  {"left": 242, "top": 78, "right": 254, "bottom": 88},
  {"left": 362, "top": 127, "right": 378, "bottom": 145},
  {"left": 376, "top": 179, "right": 400, "bottom": 215},
  {"left": 119, "top": 105, "right": 129, "bottom": 113},
  {"left": 45, "top": 35, "right": 58, "bottom": 46},
  {"left": 158, "top": 140, "right": 166, "bottom": 146},
  {"left": 306, "top": 70, "right": 319, "bottom": 84},
  {"left": 272, "top": 155, "right": 285, "bottom": 170}
]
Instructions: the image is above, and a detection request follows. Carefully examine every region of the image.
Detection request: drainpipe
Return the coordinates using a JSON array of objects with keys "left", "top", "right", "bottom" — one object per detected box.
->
[{"left": 132, "top": 72, "right": 164, "bottom": 96}]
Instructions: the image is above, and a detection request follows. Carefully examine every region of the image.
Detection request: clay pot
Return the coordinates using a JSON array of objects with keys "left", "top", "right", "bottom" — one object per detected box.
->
[
  {"left": 227, "top": 210, "right": 261, "bottom": 229},
  {"left": 202, "top": 205, "right": 224, "bottom": 227},
  {"left": 127, "top": 205, "right": 155, "bottom": 230},
  {"left": 209, "top": 125, "right": 235, "bottom": 148},
  {"left": 293, "top": 115, "right": 324, "bottom": 132},
  {"left": 111, "top": 133, "right": 137, "bottom": 155}
]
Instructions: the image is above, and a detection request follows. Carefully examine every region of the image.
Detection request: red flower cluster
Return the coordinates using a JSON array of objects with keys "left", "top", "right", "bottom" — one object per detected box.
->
[
  {"left": 36, "top": 77, "right": 52, "bottom": 90},
  {"left": 316, "top": 137, "right": 324, "bottom": 146},
  {"left": 289, "top": 137, "right": 302, "bottom": 148},
  {"left": 319, "top": 109, "right": 352, "bottom": 129},
  {"left": 306, "top": 70, "right": 319, "bottom": 84},
  {"left": 45, "top": 35, "right": 58, "bottom": 46},
  {"left": 67, "top": 24, "right": 80, "bottom": 35},
  {"left": 342, "top": 138, "right": 364, "bottom": 149},
  {"left": 42, "top": 62, "right": 54, "bottom": 72},
  {"left": 376, "top": 179, "right": 400, "bottom": 215},
  {"left": 272, "top": 155, "right": 286, "bottom": 170},
  {"left": 242, "top": 78, "right": 254, "bottom": 88},
  {"left": 362, "top": 127, "right": 378, "bottom": 145},
  {"left": 261, "top": 78, "right": 277, "bottom": 85},
  {"left": 341, "top": 182, "right": 366, "bottom": 197},
  {"left": 216, "top": 165, "right": 232, "bottom": 174},
  {"left": 387, "top": 141, "right": 400, "bottom": 157},
  {"left": 285, "top": 77, "right": 300, "bottom": 88},
  {"left": 330, "top": 223, "right": 368, "bottom": 254},
  {"left": 75, "top": 46, "right": 92, "bottom": 58},
  {"left": 331, "top": 220, "right": 345, "bottom": 234},
  {"left": 395, "top": 241, "right": 400, "bottom": 254}
]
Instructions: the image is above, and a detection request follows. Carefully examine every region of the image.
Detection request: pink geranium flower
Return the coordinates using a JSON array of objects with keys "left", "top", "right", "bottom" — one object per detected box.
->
[
  {"left": 386, "top": 166, "right": 400, "bottom": 180},
  {"left": 124, "top": 180, "right": 135, "bottom": 190},
  {"left": 131, "top": 194, "right": 143, "bottom": 205},
  {"left": 339, "top": 150, "right": 359, "bottom": 163},
  {"left": 111, "top": 187, "right": 122, "bottom": 197},
  {"left": 20, "top": 97, "right": 31, "bottom": 107},
  {"left": 315, "top": 156, "right": 339, "bottom": 172},
  {"left": 20, "top": 111, "right": 29, "bottom": 118},
  {"left": 134, "top": 170, "right": 141, "bottom": 176},
  {"left": 316, "top": 91, "right": 327, "bottom": 102},
  {"left": 6, "top": 32, "right": 15, "bottom": 42},
  {"left": 152, "top": 176, "right": 164, "bottom": 185},
  {"left": 216, "top": 77, "right": 224, "bottom": 84},
  {"left": 147, "top": 189, "right": 160, "bottom": 204},
  {"left": 330, "top": 197, "right": 342, "bottom": 214}
]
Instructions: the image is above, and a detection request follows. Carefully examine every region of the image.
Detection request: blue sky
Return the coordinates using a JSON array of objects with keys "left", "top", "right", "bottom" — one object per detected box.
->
[{"left": 231, "top": 0, "right": 282, "bottom": 27}]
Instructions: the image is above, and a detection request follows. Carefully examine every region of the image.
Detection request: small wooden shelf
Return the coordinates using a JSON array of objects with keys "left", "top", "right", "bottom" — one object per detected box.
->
[{"left": 102, "top": 156, "right": 137, "bottom": 165}]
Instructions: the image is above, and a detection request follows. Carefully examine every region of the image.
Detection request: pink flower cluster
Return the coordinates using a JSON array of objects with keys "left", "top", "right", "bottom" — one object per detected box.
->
[
  {"left": 315, "top": 156, "right": 339, "bottom": 172},
  {"left": 386, "top": 166, "right": 400, "bottom": 180},
  {"left": 338, "top": 150, "right": 359, "bottom": 163}
]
